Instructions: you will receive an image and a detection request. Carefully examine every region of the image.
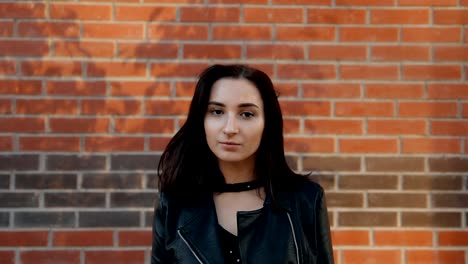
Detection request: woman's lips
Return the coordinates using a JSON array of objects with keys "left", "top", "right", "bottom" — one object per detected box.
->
[
  {"left": 219, "top": 142, "right": 241, "bottom": 150},
  {"left": 220, "top": 141, "right": 240, "bottom": 145}
]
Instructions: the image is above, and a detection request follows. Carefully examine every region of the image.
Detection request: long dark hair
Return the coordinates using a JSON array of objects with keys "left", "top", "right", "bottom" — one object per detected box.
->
[{"left": 157, "top": 64, "right": 302, "bottom": 205}]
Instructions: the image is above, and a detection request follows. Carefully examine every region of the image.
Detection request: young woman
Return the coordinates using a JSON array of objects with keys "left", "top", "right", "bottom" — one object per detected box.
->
[{"left": 152, "top": 64, "right": 334, "bottom": 264}]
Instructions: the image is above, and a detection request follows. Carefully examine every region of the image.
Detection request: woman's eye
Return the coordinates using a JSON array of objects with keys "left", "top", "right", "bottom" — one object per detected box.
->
[
  {"left": 241, "top": 112, "right": 254, "bottom": 118},
  {"left": 210, "top": 109, "right": 223, "bottom": 115}
]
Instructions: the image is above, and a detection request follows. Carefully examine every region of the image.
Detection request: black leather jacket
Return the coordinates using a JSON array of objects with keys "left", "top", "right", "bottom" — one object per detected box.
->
[{"left": 152, "top": 179, "right": 334, "bottom": 264}]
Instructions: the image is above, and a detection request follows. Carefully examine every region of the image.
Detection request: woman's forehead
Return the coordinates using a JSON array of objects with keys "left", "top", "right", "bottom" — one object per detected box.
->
[{"left": 209, "top": 78, "right": 262, "bottom": 104}]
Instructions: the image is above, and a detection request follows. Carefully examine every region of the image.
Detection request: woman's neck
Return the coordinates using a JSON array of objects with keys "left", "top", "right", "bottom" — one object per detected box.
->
[{"left": 218, "top": 160, "right": 256, "bottom": 184}]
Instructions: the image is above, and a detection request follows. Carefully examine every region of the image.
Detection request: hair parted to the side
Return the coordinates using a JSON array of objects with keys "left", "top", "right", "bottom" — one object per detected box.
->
[{"left": 157, "top": 64, "right": 303, "bottom": 205}]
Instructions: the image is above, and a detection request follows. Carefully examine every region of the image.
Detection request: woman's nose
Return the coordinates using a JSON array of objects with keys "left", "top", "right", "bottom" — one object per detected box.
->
[{"left": 223, "top": 114, "right": 239, "bottom": 134}]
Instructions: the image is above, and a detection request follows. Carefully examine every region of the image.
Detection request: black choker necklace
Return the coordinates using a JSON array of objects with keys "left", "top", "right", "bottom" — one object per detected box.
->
[{"left": 216, "top": 180, "right": 263, "bottom": 193}]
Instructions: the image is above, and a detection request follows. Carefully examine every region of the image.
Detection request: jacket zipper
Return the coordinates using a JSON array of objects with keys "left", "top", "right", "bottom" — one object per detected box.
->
[
  {"left": 286, "top": 212, "right": 301, "bottom": 264},
  {"left": 177, "top": 229, "right": 204, "bottom": 264}
]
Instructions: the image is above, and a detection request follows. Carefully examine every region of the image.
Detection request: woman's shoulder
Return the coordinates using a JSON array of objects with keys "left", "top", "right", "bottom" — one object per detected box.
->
[
  {"left": 288, "top": 174, "right": 324, "bottom": 191},
  {"left": 157, "top": 191, "right": 210, "bottom": 209},
  {"left": 287, "top": 174, "right": 325, "bottom": 200}
]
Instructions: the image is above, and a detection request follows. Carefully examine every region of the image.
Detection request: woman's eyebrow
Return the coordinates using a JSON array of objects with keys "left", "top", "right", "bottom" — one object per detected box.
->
[
  {"left": 207, "top": 101, "right": 225, "bottom": 106},
  {"left": 208, "top": 102, "right": 259, "bottom": 109},
  {"left": 238, "top": 103, "right": 259, "bottom": 109}
]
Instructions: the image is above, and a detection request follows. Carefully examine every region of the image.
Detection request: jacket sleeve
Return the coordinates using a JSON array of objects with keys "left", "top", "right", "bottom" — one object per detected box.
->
[
  {"left": 315, "top": 188, "right": 334, "bottom": 263},
  {"left": 151, "top": 193, "right": 169, "bottom": 264}
]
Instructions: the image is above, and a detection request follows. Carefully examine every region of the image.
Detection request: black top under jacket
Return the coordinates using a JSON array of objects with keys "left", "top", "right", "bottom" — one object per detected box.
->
[{"left": 218, "top": 224, "right": 242, "bottom": 264}]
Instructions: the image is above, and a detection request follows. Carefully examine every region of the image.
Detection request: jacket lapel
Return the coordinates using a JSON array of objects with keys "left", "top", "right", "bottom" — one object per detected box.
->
[{"left": 178, "top": 197, "right": 224, "bottom": 264}]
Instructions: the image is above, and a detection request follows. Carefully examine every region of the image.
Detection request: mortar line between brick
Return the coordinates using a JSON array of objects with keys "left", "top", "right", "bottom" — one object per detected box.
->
[
  {"left": 111, "top": 1, "right": 116, "bottom": 22},
  {"left": 79, "top": 250, "right": 84, "bottom": 264},
  {"left": 48, "top": 229, "right": 53, "bottom": 247},
  {"left": 401, "top": 247, "right": 406, "bottom": 264},
  {"left": 15, "top": 250, "right": 20, "bottom": 264},
  {"left": 461, "top": 212, "right": 466, "bottom": 229},
  {"left": 114, "top": 229, "right": 119, "bottom": 247},
  {"left": 140, "top": 211, "right": 145, "bottom": 227}
]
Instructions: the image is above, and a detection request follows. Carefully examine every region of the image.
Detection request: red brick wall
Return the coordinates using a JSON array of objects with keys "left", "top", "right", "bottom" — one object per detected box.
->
[{"left": 1, "top": 1, "right": 467, "bottom": 263}]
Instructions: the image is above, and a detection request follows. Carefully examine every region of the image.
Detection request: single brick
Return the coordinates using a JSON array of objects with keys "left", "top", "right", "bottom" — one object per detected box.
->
[
  {"left": 53, "top": 230, "right": 114, "bottom": 247},
  {"left": 339, "top": 212, "right": 397, "bottom": 227},
  {"left": 332, "top": 230, "right": 370, "bottom": 246},
  {"left": 366, "top": 157, "right": 424, "bottom": 172},
  {"left": 0, "top": 174, "right": 9, "bottom": 189},
  {"left": 374, "top": 230, "right": 433, "bottom": 246},
  {"left": 47, "top": 80, "right": 106, "bottom": 96},
  {"left": 118, "top": 43, "right": 178, "bottom": 59},
  {"left": 365, "top": 83, "right": 424, "bottom": 99},
  {"left": 303, "top": 156, "right": 361, "bottom": 171},
  {"left": 0, "top": 3, "right": 46, "bottom": 19},
  {"left": 335, "top": 101, "right": 394, "bottom": 117},
  {"left": 180, "top": 7, "right": 239, "bottom": 22},
  {"left": 0, "top": 192, "right": 39, "bottom": 208},
  {"left": 14, "top": 212, "right": 75, "bottom": 228},
  {"left": 79, "top": 211, "right": 140, "bottom": 227},
  {"left": 45, "top": 192, "right": 106, "bottom": 208},
  {"left": 16, "top": 173, "right": 77, "bottom": 189},
  {"left": 148, "top": 24, "right": 208, "bottom": 40},
  {"left": 46, "top": 155, "right": 106, "bottom": 171},
  {"left": 277, "top": 64, "right": 336, "bottom": 80},
  {"left": 83, "top": 23, "right": 143, "bottom": 39},
  {"left": 0, "top": 251, "right": 14, "bottom": 264},
  {"left": 21, "top": 60, "right": 82, "bottom": 77},
  {"left": 0, "top": 212, "right": 9, "bottom": 227},
  {"left": 342, "top": 250, "right": 401, "bottom": 264},
  {"left": 183, "top": 44, "right": 241, "bottom": 59},
  {"left": 431, "top": 193, "right": 468, "bottom": 208},
  {"left": 85, "top": 250, "right": 145, "bottom": 264},
  {"left": 117, "top": 4, "right": 176, "bottom": 21},
  {"left": 20, "top": 250, "right": 81, "bottom": 264},
  {"left": 403, "top": 175, "right": 463, "bottom": 190},
  {"left": 326, "top": 192, "right": 364, "bottom": 208},
  {"left": 406, "top": 250, "right": 466, "bottom": 264},
  {"left": 246, "top": 44, "right": 305, "bottom": 60},
  {"left": 82, "top": 173, "right": 143, "bottom": 189},
  {"left": 0, "top": 40, "right": 49, "bottom": 56},
  {"left": 50, "top": 118, "right": 110, "bottom": 133},
  {"left": 0, "top": 155, "right": 39, "bottom": 171},
  {"left": 85, "top": 136, "right": 144, "bottom": 152},
  {"left": 118, "top": 230, "right": 152, "bottom": 246},
  {"left": 111, "top": 81, "right": 171, "bottom": 97},
  {"left": 145, "top": 100, "right": 191, "bottom": 115},
  {"left": 340, "top": 138, "right": 398, "bottom": 154},
  {"left": 368, "top": 193, "right": 427, "bottom": 208},
  {"left": 339, "top": 175, "right": 398, "bottom": 190},
  {"left": 304, "top": 119, "right": 362, "bottom": 135},
  {"left": 439, "top": 231, "right": 468, "bottom": 246},
  {"left": 402, "top": 212, "right": 461, "bottom": 227},
  {"left": 50, "top": 3, "right": 111, "bottom": 20},
  {"left": 0, "top": 231, "right": 48, "bottom": 246},
  {"left": 111, "top": 155, "right": 160, "bottom": 170},
  {"left": 429, "top": 157, "right": 468, "bottom": 172},
  {"left": 110, "top": 192, "right": 156, "bottom": 207},
  {"left": 284, "top": 137, "right": 334, "bottom": 153}
]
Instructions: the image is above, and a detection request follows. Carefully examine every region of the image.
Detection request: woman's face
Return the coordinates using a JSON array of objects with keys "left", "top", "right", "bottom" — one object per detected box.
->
[{"left": 204, "top": 77, "right": 265, "bottom": 166}]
